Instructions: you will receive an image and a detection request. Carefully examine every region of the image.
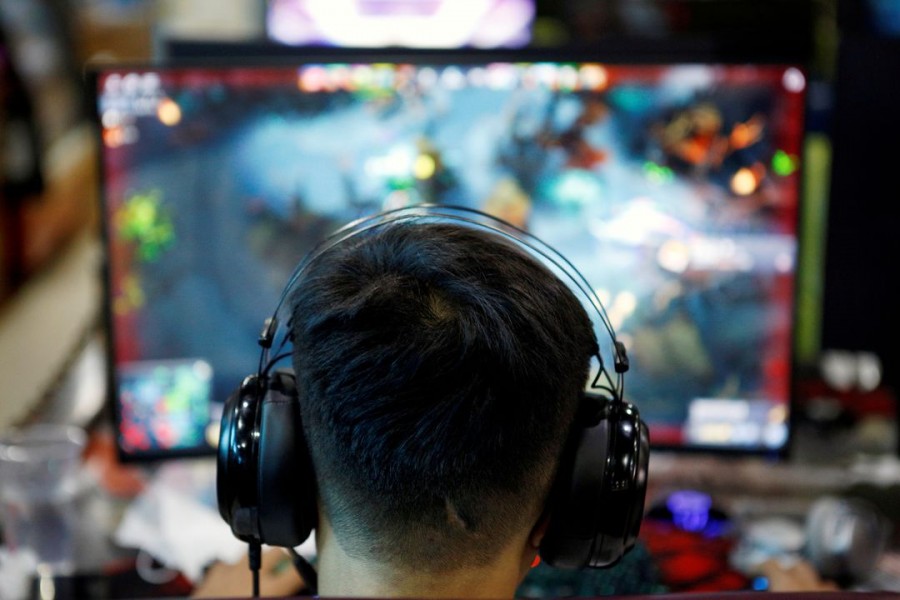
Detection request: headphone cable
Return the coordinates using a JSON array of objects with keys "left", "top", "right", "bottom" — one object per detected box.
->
[
  {"left": 248, "top": 541, "right": 262, "bottom": 598},
  {"left": 288, "top": 547, "right": 319, "bottom": 596}
]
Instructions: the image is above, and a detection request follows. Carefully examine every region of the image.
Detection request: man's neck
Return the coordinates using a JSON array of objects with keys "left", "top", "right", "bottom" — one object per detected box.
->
[{"left": 315, "top": 525, "right": 527, "bottom": 598}]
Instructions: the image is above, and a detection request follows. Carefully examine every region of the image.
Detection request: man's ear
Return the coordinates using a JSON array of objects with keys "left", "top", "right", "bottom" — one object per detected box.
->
[
  {"left": 519, "top": 513, "right": 551, "bottom": 579},
  {"left": 529, "top": 513, "right": 551, "bottom": 549}
]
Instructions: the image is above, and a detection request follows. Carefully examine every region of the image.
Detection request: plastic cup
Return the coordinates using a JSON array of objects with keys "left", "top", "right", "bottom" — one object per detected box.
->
[{"left": 0, "top": 424, "right": 86, "bottom": 575}]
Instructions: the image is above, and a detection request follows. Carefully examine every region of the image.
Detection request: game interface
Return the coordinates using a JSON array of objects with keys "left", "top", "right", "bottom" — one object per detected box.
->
[{"left": 95, "top": 58, "right": 805, "bottom": 458}]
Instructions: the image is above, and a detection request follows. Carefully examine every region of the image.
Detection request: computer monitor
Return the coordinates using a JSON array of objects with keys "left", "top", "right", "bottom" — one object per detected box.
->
[{"left": 91, "top": 50, "right": 806, "bottom": 460}]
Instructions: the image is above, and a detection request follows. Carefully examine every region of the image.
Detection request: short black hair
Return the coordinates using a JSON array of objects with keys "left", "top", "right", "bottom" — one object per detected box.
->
[{"left": 290, "top": 222, "right": 597, "bottom": 570}]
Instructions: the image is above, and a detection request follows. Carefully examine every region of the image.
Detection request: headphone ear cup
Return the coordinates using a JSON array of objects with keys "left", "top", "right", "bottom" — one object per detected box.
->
[
  {"left": 597, "top": 401, "right": 649, "bottom": 564},
  {"left": 256, "top": 370, "right": 317, "bottom": 547},
  {"left": 217, "top": 375, "right": 264, "bottom": 542},
  {"left": 217, "top": 371, "right": 317, "bottom": 547},
  {"left": 540, "top": 394, "right": 649, "bottom": 569}
]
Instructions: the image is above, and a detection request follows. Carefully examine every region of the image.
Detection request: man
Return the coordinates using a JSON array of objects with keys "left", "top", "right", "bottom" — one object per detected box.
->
[
  {"left": 290, "top": 222, "right": 597, "bottom": 597},
  {"left": 198, "top": 219, "right": 598, "bottom": 597}
]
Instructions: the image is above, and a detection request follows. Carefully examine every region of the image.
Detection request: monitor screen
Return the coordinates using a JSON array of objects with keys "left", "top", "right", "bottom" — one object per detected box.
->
[
  {"left": 92, "top": 53, "right": 805, "bottom": 459},
  {"left": 265, "top": 0, "right": 534, "bottom": 48}
]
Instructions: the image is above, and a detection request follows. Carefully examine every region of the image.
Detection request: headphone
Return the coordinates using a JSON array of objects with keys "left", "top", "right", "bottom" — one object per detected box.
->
[{"left": 217, "top": 204, "right": 650, "bottom": 577}]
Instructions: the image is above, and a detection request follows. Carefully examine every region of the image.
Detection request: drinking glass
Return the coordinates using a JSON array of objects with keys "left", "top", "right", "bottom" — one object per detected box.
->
[{"left": 0, "top": 424, "right": 86, "bottom": 575}]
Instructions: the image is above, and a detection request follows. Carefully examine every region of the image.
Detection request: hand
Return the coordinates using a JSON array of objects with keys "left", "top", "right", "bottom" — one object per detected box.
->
[
  {"left": 759, "top": 557, "right": 840, "bottom": 592},
  {"left": 191, "top": 547, "right": 306, "bottom": 598}
]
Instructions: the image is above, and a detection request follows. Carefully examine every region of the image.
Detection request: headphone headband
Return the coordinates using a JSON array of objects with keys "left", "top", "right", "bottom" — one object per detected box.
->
[{"left": 259, "top": 204, "right": 628, "bottom": 402}]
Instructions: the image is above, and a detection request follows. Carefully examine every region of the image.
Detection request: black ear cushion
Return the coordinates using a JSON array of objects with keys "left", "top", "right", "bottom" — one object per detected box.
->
[
  {"left": 256, "top": 370, "right": 317, "bottom": 547},
  {"left": 541, "top": 402, "right": 611, "bottom": 570},
  {"left": 540, "top": 396, "right": 649, "bottom": 570}
]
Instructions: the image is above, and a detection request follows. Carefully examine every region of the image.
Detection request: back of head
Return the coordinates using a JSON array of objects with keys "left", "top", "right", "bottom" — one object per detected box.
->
[{"left": 290, "top": 222, "right": 597, "bottom": 571}]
